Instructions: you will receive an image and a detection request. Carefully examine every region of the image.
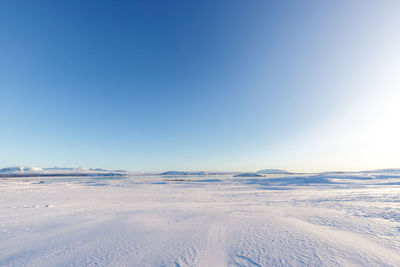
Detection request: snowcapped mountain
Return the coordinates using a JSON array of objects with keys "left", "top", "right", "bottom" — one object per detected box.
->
[
  {"left": 0, "top": 166, "right": 43, "bottom": 173},
  {"left": 43, "top": 167, "right": 88, "bottom": 171},
  {"left": 0, "top": 166, "right": 128, "bottom": 177}
]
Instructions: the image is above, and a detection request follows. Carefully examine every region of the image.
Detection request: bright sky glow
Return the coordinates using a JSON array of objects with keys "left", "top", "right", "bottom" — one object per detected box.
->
[{"left": 1, "top": 1, "right": 399, "bottom": 172}]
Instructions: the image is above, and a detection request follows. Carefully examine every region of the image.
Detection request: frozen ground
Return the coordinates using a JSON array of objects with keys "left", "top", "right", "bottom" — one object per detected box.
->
[{"left": 1, "top": 171, "right": 400, "bottom": 266}]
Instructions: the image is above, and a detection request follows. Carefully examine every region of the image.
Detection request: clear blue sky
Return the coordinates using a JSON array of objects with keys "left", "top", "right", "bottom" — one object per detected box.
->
[{"left": 1, "top": 1, "right": 400, "bottom": 172}]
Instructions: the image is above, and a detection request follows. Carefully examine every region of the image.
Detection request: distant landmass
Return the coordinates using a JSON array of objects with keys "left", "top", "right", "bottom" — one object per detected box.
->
[
  {"left": 3, "top": 166, "right": 398, "bottom": 179},
  {"left": 0, "top": 166, "right": 128, "bottom": 178},
  {"left": 234, "top": 173, "right": 264, "bottom": 178},
  {"left": 160, "top": 171, "right": 209, "bottom": 176},
  {"left": 160, "top": 171, "right": 244, "bottom": 176},
  {"left": 160, "top": 170, "right": 293, "bottom": 177},
  {"left": 256, "top": 169, "right": 292, "bottom": 174}
]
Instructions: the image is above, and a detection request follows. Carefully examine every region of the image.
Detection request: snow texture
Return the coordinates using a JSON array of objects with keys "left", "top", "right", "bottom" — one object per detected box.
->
[{"left": 1, "top": 170, "right": 400, "bottom": 266}]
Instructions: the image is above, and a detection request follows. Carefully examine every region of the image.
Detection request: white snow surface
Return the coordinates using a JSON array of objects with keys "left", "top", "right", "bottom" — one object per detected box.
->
[{"left": 1, "top": 171, "right": 400, "bottom": 266}]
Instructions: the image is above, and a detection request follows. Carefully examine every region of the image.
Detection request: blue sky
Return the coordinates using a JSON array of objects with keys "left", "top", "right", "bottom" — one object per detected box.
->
[{"left": 1, "top": 1, "right": 400, "bottom": 172}]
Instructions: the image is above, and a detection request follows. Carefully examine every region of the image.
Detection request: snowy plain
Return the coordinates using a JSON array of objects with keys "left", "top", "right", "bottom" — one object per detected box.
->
[{"left": 1, "top": 170, "right": 400, "bottom": 266}]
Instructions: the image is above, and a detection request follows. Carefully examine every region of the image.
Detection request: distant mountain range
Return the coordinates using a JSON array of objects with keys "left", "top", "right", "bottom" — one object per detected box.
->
[
  {"left": 160, "top": 171, "right": 210, "bottom": 176},
  {"left": 2, "top": 166, "right": 399, "bottom": 178},
  {"left": 160, "top": 169, "right": 293, "bottom": 177},
  {"left": 233, "top": 173, "right": 264, "bottom": 177},
  {"left": 0, "top": 166, "right": 128, "bottom": 178}
]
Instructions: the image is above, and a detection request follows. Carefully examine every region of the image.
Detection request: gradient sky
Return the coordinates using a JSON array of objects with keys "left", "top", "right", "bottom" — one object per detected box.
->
[{"left": 1, "top": 0, "right": 400, "bottom": 172}]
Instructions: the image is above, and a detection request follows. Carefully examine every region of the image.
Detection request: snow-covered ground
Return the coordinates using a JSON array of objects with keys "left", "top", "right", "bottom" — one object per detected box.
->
[{"left": 1, "top": 171, "right": 400, "bottom": 266}]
